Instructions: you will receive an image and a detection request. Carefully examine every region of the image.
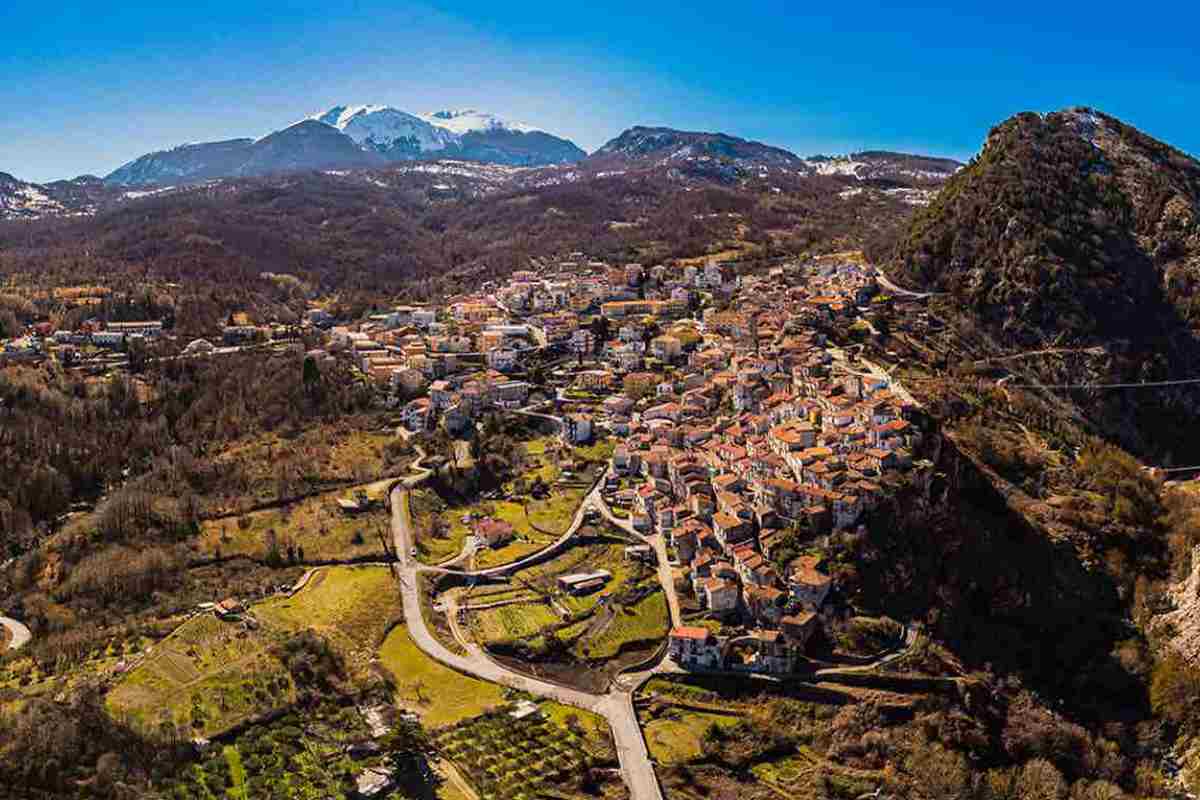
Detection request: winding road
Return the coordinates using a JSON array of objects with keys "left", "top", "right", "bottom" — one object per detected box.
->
[
  {"left": 387, "top": 431, "right": 909, "bottom": 799},
  {"left": 390, "top": 481, "right": 665, "bottom": 800},
  {"left": 1, "top": 616, "right": 31, "bottom": 652},
  {"left": 876, "top": 270, "right": 939, "bottom": 300}
]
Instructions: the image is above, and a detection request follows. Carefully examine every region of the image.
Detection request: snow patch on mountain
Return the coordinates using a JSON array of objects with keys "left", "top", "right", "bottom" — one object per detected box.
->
[
  {"left": 421, "top": 109, "right": 536, "bottom": 135},
  {"left": 311, "top": 106, "right": 456, "bottom": 155},
  {"left": 310, "top": 105, "right": 541, "bottom": 155}
]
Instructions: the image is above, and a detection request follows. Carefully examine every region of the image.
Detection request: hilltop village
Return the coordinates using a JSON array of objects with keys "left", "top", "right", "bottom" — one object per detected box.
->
[{"left": 2, "top": 254, "right": 931, "bottom": 677}]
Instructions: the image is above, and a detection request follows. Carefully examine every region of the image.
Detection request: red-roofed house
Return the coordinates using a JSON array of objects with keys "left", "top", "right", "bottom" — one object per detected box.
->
[{"left": 668, "top": 626, "right": 720, "bottom": 669}]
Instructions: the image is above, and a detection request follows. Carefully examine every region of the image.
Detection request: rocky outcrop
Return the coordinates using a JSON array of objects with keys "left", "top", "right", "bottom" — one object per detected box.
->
[{"left": 1159, "top": 545, "right": 1200, "bottom": 665}]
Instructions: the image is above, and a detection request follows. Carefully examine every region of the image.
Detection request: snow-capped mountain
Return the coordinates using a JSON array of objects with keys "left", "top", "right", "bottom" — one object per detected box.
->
[
  {"left": 103, "top": 104, "right": 586, "bottom": 186},
  {"left": 308, "top": 104, "right": 584, "bottom": 166}
]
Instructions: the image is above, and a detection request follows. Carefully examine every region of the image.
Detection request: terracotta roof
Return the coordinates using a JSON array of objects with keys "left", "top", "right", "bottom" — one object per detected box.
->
[{"left": 670, "top": 626, "right": 713, "bottom": 641}]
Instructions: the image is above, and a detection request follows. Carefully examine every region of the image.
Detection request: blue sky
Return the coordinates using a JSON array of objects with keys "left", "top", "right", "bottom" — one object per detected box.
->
[{"left": 1, "top": 0, "right": 1197, "bottom": 182}]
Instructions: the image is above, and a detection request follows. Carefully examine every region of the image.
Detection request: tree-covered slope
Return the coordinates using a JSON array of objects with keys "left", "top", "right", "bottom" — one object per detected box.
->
[{"left": 894, "top": 108, "right": 1200, "bottom": 348}]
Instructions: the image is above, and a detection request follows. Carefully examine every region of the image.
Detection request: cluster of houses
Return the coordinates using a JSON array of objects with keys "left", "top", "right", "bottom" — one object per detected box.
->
[
  {"left": 346, "top": 258, "right": 743, "bottom": 439},
  {"left": 1, "top": 319, "right": 168, "bottom": 365},
  {"left": 578, "top": 259, "right": 928, "bottom": 675},
  {"left": 327, "top": 257, "right": 924, "bottom": 678}
]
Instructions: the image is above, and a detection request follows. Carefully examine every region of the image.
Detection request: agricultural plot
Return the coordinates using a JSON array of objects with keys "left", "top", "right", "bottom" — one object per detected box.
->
[
  {"left": 436, "top": 705, "right": 614, "bottom": 800},
  {"left": 198, "top": 483, "right": 392, "bottom": 562},
  {"left": 576, "top": 590, "right": 668, "bottom": 660},
  {"left": 472, "top": 602, "right": 561, "bottom": 643},
  {"left": 465, "top": 532, "right": 667, "bottom": 670},
  {"left": 473, "top": 535, "right": 554, "bottom": 570},
  {"left": 642, "top": 706, "right": 743, "bottom": 764},
  {"left": 109, "top": 566, "right": 401, "bottom": 737},
  {"left": 106, "top": 613, "right": 293, "bottom": 737},
  {"left": 525, "top": 486, "right": 588, "bottom": 535},
  {"left": 254, "top": 566, "right": 401, "bottom": 677},
  {"left": 377, "top": 625, "right": 506, "bottom": 728},
  {"left": 464, "top": 584, "right": 541, "bottom": 605},
  {"left": 160, "top": 704, "right": 376, "bottom": 800},
  {"left": 572, "top": 437, "right": 617, "bottom": 465}
]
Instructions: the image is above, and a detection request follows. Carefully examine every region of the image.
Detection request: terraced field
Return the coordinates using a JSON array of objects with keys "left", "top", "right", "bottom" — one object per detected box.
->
[
  {"left": 106, "top": 613, "right": 292, "bottom": 737},
  {"left": 473, "top": 602, "right": 561, "bottom": 643},
  {"left": 108, "top": 566, "right": 402, "bottom": 736}
]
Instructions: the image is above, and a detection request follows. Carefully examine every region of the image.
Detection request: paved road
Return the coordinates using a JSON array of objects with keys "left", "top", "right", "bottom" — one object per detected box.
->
[
  {"left": 416, "top": 485, "right": 602, "bottom": 579},
  {"left": 814, "top": 623, "right": 920, "bottom": 677},
  {"left": 1, "top": 616, "right": 31, "bottom": 651},
  {"left": 390, "top": 483, "right": 665, "bottom": 800},
  {"left": 590, "top": 487, "right": 683, "bottom": 629},
  {"left": 876, "top": 270, "right": 938, "bottom": 300}
]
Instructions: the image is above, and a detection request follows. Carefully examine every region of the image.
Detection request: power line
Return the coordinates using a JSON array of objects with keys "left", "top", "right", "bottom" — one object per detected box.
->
[
  {"left": 998, "top": 377, "right": 1200, "bottom": 390},
  {"left": 900, "top": 373, "right": 1200, "bottom": 390}
]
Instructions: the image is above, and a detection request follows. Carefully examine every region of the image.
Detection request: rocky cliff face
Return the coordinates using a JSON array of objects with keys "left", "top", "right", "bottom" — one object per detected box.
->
[{"left": 1159, "top": 544, "right": 1200, "bottom": 665}]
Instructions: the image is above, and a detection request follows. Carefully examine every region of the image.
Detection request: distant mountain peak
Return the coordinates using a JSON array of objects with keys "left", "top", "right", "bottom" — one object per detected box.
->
[{"left": 593, "top": 125, "right": 804, "bottom": 169}]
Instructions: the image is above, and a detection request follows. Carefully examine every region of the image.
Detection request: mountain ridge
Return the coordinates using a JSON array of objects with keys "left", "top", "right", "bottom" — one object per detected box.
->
[
  {"left": 5, "top": 119, "right": 962, "bottom": 216},
  {"left": 104, "top": 104, "right": 587, "bottom": 187}
]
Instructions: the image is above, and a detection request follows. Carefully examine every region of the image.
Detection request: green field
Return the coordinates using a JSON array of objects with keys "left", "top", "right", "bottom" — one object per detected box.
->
[
  {"left": 539, "top": 701, "right": 614, "bottom": 756},
  {"left": 254, "top": 566, "right": 402, "bottom": 677},
  {"left": 377, "top": 625, "right": 506, "bottom": 728},
  {"left": 465, "top": 584, "right": 540, "bottom": 605},
  {"left": 472, "top": 602, "right": 562, "bottom": 643},
  {"left": 643, "top": 706, "right": 743, "bottom": 764},
  {"left": 573, "top": 437, "right": 617, "bottom": 465},
  {"left": 525, "top": 486, "right": 587, "bottom": 535},
  {"left": 578, "top": 590, "right": 669, "bottom": 660}
]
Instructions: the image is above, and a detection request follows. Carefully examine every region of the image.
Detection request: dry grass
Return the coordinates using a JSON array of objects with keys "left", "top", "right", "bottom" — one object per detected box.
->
[{"left": 198, "top": 484, "right": 392, "bottom": 562}]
